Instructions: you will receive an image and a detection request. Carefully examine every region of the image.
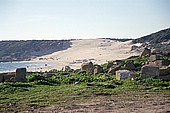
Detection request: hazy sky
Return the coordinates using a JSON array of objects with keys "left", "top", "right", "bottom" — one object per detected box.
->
[{"left": 0, "top": 0, "right": 170, "bottom": 40}]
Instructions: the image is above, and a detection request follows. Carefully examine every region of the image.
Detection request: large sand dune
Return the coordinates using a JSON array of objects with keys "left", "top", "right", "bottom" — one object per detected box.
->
[{"left": 31, "top": 39, "right": 140, "bottom": 71}]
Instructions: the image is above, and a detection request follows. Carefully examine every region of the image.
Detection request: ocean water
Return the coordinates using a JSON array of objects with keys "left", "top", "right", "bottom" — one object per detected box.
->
[{"left": 0, "top": 61, "right": 48, "bottom": 72}]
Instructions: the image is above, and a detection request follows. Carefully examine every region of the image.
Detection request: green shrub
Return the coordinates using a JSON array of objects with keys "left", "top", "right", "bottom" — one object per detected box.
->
[{"left": 27, "top": 73, "right": 46, "bottom": 82}]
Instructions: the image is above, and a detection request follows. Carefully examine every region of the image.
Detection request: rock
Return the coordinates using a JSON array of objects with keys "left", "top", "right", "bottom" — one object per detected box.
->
[
  {"left": 157, "top": 74, "right": 170, "bottom": 81},
  {"left": 81, "top": 62, "right": 94, "bottom": 74},
  {"left": 42, "top": 73, "right": 55, "bottom": 78},
  {"left": 149, "top": 55, "right": 160, "bottom": 62},
  {"left": 3, "top": 73, "right": 15, "bottom": 82},
  {"left": 115, "top": 60, "right": 124, "bottom": 65},
  {"left": 159, "top": 66, "right": 170, "bottom": 76},
  {"left": 107, "top": 60, "right": 123, "bottom": 70},
  {"left": 0, "top": 74, "right": 4, "bottom": 82},
  {"left": 15, "top": 68, "right": 27, "bottom": 82},
  {"left": 49, "top": 69, "right": 58, "bottom": 73},
  {"left": 108, "top": 65, "right": 121, "bottom": 75},
  {"left": 141, "top": 65, "right": 159, "bottom": 78},
  {"left": 155, "top": 60, "right": 170, "bottom": 67},
  {"left": 74, "top": 69, "right": 81, "bottom": 73},
  {"left": 116, "top": 70, "right": 134, "bottom": 80},
  {"left": 131, "top": 45, "right": 138, "bottom": 51},
  {"left": 93, "top": 65, "right": 103, "bottom": 75},
  {"left": 140, "top": 48, "right": 151, "bottom": 57},
  {"left": 148, "top": 62, "right": 157, "bottom": 66},
  {"left": 124, "top": 62, "right": 135, "bottom": 70},
  {"left": 107, "top": 61, "right": 114, "bottom": 69},
  {"left": 61, "top": 66, "right": 72, "bottom": 71}
]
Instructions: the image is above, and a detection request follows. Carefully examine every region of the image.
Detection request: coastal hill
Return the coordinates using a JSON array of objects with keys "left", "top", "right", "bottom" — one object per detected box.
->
[
  {"left": 132, "top": 28, "right": 170, "bottom": 55},
  {"left": 0, "top": 38, "right": 132, "bottom": 62},
  {"left": 0, "top": 40, "right": 71, "bottom": 62},
  {"left": 132, "top": 28, "right": 170, "bottom": 44}
]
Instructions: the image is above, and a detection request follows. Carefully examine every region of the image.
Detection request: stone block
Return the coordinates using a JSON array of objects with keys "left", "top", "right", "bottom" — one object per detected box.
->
[
  {"left": 15, "top": 68, "right": 27, "bottom": 82},
  {"left": 116, "top": 70, "right": 134, "bottom": 80},
  {"left": 141, "top": 65, "right": 159, "bottom": 78}
]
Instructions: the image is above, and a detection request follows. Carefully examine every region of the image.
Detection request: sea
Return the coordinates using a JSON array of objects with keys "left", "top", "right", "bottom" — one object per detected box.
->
[{"left": 0, "top": 61, "right": 48, "bottom": 72}]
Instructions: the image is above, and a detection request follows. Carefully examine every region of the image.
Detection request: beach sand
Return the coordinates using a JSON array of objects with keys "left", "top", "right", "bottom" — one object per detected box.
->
[{"left": 31, "top": 39, "right": 141, "bottom": 72}]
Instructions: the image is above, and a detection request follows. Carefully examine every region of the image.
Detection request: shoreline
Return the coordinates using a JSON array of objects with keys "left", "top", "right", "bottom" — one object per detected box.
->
[{"left": 0, "top": 39, "right": 141, "bottom": 73}]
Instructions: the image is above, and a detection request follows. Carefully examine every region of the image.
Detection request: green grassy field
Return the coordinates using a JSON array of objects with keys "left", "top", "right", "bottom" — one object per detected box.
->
[{"left": 0, "top": 72, "right": 170, "bottom": 112}]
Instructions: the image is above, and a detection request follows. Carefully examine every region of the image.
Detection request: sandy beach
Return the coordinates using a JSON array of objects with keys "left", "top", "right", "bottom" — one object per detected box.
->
[{"left": 31, "top": 39, "right": 141, "bottom": 72}]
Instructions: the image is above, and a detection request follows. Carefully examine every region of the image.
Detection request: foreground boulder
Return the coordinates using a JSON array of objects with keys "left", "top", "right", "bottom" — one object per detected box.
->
[
  {"left": 141, "top": 65, "right": 159, "bottom": 78},
  {"left": 15, "top": 68, "right": 27, "bottom": 82},
  {"left": 81, "top": 62, "right": 94, "bottom": 74},
  {"left": 116, "top": 70, "right": 134, "bottom": 80}
]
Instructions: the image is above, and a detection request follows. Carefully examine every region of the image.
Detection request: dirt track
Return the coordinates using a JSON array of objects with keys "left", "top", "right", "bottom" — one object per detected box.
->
[{"left": 34, "top": 91, "right": 170, "bottom": 113}]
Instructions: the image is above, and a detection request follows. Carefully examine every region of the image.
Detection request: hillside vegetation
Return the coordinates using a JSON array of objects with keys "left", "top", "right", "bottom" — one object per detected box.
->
[
  {"left": 132, "top": 28, "right": 170, "bottom": 44},
  {"left": 0, "top": 40, "right": 71, "bottom": 62}
]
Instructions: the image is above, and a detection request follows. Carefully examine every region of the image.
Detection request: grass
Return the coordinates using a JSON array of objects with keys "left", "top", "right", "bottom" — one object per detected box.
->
[{"left": 0, "top": 71, "right": 170, "bottom": 112}]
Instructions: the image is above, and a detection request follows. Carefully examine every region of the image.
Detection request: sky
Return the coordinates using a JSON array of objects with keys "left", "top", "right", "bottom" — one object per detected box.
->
[{"left": 0, "top": 0, "right": 170, "bottom": 40}]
